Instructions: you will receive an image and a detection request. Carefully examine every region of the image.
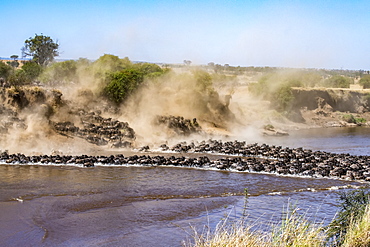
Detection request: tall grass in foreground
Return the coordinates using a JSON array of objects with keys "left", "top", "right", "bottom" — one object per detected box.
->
[
  {"left": 271, "top": 207, "right": 326, "bottom": 247},
  {"left": 185, "top": 205, "right": 326, "bottom": 247},
  {"left": 185, "top": 189, "right": 370, "bottom": 247},
  {"left": 188, "top": 220, "right": 269, "bottom": 247},
  {"left": 342, "top": 204, "right": 370, "bottom": 247}
]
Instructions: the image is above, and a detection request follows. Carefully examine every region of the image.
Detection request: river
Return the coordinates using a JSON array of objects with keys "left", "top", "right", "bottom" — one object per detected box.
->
[{"left": 0, "top": 127, "right": 369, "bottom": 247}]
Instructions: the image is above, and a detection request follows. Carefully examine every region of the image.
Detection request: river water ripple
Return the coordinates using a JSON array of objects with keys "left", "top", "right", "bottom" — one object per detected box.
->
[{"left": 0, "top": 127, "right": 369, "bottom": 246}]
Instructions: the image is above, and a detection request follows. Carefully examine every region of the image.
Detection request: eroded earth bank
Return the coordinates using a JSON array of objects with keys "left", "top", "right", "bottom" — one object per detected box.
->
[{"left": 1, "top": 80, "right": 370, "bottom": 182}]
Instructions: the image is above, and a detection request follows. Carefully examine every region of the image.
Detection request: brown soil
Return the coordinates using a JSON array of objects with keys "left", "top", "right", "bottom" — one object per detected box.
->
[{"left": 1, "top": 84, "right": 370, "bottom": 155}]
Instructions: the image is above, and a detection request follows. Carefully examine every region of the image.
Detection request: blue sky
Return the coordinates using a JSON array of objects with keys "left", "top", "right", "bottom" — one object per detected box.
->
[{"left": 1, "top": 0, "right": 369, "bottom": 69}]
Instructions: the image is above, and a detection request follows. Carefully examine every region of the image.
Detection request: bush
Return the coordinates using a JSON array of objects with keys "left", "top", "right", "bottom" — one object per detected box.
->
[
  {"left": 7, "top": 70, "right": 28, "bottom": 86},
  {"left": 21, "top": 61, "right": 43, "bottom": 82},
  {"left": 103, "top": 68, "right": 144, "bottom": 104},
  {"left": 342, "top": 114, "right": 366, "bottom": 125},
  {"left": 249, "top": 73, "right": 304, "bottom": 111},
  {"left": 327, "top": 188, "right": 370, "bottom": 245},
  {"left": 359, "top": 75, "right": 370, "bottom": 89},
  {"left": 92, "top": 54, "right": 131, "bottom": 78},
  {"left": 193, "top": 70, "right": 213, "bottom": 93},
  {"left": 0, "top": 61, "right": 12, "bottom": 80},
  {"left": 40, "top": 60, "right": 77, "bottom": 84},
  {"left": 324, "top": 75, "right": 352, "bottom": 88}
]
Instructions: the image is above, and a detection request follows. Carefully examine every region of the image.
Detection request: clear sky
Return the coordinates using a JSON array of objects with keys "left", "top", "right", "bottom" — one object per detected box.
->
[{"left": 1, "top": 0, "right": 369, "bottom": 69}]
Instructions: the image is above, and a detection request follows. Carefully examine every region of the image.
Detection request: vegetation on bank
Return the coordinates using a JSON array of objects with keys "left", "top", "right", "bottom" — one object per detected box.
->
[
  {"left": 249, "top": 71, "right": 355, "bottom": 112},
  {"left": 342, "top": 114, "right": 366, "bottom": 125},
  {"left": 359, "top": 75, "right": 370, "bottom": 89},
  {"left": 187, "top": 188, "right": 370, "bottom": 247}
]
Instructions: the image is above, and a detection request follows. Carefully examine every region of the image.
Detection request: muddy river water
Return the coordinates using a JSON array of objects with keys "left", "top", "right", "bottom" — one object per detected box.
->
[{"left": 0, "top": 127, "right": 369, "bottom": 246}]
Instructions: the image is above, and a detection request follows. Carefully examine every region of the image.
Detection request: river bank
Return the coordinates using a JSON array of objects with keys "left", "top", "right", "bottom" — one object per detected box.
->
[
  {"left": 1, "top": 126, "right": 368, "bottom": 246},
  {"left": 2, "top": 138, "right": 370, "bottom": 183}
]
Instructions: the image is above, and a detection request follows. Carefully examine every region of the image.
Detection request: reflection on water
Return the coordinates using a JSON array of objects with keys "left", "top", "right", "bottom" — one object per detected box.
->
[
  {"left": 0, "top": 127, "right": 369, "bottom": 246},
  {"left": 0, "top": 165, "right": 362, "bottom": 246},
  {"left": 259, "top": 127, "right": 370, "bottom": 155}
]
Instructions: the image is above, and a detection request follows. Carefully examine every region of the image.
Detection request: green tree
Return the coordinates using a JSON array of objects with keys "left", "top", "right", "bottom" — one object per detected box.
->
[
  {"left": 8, "top": 69, "right": 28, "bottom": 86},
  {"left": 103, "top": 68, "right": 144, "bottom": 104},
  {"left": 134, "top": 62, "right": 162, "bottom": 74},
  {"left": 193, "top": 70, "right": 213, "bottom": 93},
  {"left": 7, "top": 55, "right": 19, "bottom": 68},
  {"left": 324, "top": 75, "right": 352, "bottom": 88},
  {"left": 21, "top": 61, "right": 43, "bottom": 82},
  {"left": 133, "top": 62, "right": 169, "bottom": 79},
  {"left": 359, "top": 75, "right": 370, "bottom": 89},
  {"left": 22, "top": 34, "right": 59, "bottom": 67},
  {"left": 0, "top": 62, "right": 12, "bottom": 80},
  {"left": 249, "top": 74, "right": 303, "bottom": 111},
  {"left": 40, "top": 60, "right": 77, "bottom": 84},
  {"left": 92, "top": 54, "right": 131, "bottom": 77}
]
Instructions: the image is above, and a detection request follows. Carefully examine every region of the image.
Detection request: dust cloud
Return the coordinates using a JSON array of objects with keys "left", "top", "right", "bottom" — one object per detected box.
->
[{"left": 0, "top": 64, "right": 296, "bottom": 155}]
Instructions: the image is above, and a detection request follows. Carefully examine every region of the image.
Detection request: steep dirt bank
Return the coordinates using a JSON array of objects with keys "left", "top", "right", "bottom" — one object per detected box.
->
[
  {"left": 292, "top": 87, "right": 370, "bottom": 113},
  {"left": 290, "top": 87, "right": 370, "bottom": 128},
  {"left": 1, "top": 85, "right": 370, "bottom": 155},
  {"left": 227, "top": 85, "right": 370, "bottom": 134}
]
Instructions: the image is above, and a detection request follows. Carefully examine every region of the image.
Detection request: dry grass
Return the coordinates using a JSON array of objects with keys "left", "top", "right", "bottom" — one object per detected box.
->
[
  {"left": 342, "top": 204, "right": 370, "bottom": 247},
  {"left": 187, "top": 205, "right": 327, "bottom": 247},
  {"left": 186, "top": 220, "right": 269, "bottom": 247},
  {"left": 187, "top": 204, "right": 370, "bottom": 247},
  {"left": 271, "top": 207, "right": 326, "bottom": 247}
]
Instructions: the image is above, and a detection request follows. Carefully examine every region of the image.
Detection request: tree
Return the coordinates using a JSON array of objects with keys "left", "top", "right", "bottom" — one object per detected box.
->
[
  {"left": 8, "top": 70, "right": 28, "bottom": 86},
  {"left": 22, "top": 34, "right": 59, "bottom": 67},
  {"left": 359, "top": 75, "right": 370, "bottom": 89},
  {"left": 193, "top": 70, "right": 213, "bottom": 93},
  {"left": 92, "top": 54, "right": 131, "bottom": 78},
  {"left": 0, "top": 62, "right": 12, "bottom": 80},
  {"left": 324, "top": 75, "right": 352, "bottom": 88},
  {"left": 133, "top": 62, "right": 169, "bottom": 79},
  {"left": 21, "top": 62, "right": 43, "bottom": 82},
  {"left": 7, "top": 61, "right": 43, "bottom": 86},
  {"left": 7, "top": 55, "right": 19, "bottom": 68},
  {"left": 40, "top": 60, "right": 77, "bottom": 84},
  {"left": 183, "top": 60, "right": 192, "bottom": 66},
  {"left": 103, "top": 68, "right": 144, "bottom": 104}
]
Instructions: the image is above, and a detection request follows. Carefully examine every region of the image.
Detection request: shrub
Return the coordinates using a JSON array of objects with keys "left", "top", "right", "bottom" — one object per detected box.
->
[
  {"left": 21, "top": 61, "right": 43, "bottom": 82},
  {"left": 92, "top": 54, "right": 131, "bottom": 78},
  {"left": 0, "top": 61, "right": 12, "bottom": 80},
  {"left": 8, "top": 70, "right": 28, "bottom": 86},
  {"left": 103, "top": 68, "right": 144, "bottom": 104},
  {"left": 342, "top": 114, "right": 366, "bottom": 125},
  {"left": 327, "top": 188, "right": 370, "bottom": 245},
  {"left": 324, "top": 75, "right": 352, "bottom": 88},
  {"left": 272, "top": 80, "right": 303, "bottom": 111},
  {"left": 249, "top": 74, "right": 303, "bottom": 111},
  {"left": 343, "top": 204, "right": 370, "bottom": 247},
  {"left": 193, "top": 70, "right": 213, "bottom": 93},
  {"left": 359, "top": 75, "right": 370, "bottom": 89},
  {"left": 40, "top": 60, "right": 77, "bottom": 84}
]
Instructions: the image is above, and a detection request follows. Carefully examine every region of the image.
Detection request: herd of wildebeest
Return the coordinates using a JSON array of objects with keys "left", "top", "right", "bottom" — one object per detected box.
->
[
  {"left": 0, "top": 101, "right": 369, "bottom": 182},
  {"left": 1, "top": 116, "right": 370, "bottom": 182}
]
